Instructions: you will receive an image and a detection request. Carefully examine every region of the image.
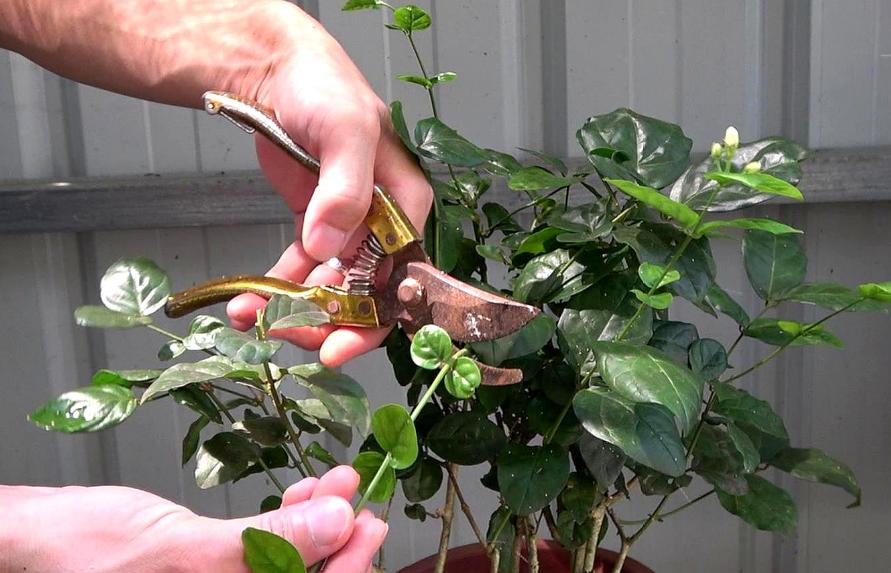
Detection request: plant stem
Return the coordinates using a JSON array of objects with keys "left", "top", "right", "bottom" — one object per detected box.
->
[
  {"left": 377, "top": 496, "right": 394, "bottom": 571},
  {"left": 447, "top": 464, "right": 487, "bottom": 551},
  {"left": 584, "top": 505, "right": 606, "bottom": 572},
  {"left": 209, "top": 383, "right": 258, "bottom": 402},
  {"left": 726, "top": 303, "right": 773, "bottom": 358},
  {"left": 434, "top": 475, "right": 457, "bottom": 573},
  {"left": 611, "top": 543, "right": 631, "bottom": 573},
  {"left": 146, "top": 323, "right": 184, "bottom": 342},
  {"left": 527, "top": 517, "right": 540, "bottom": 573},
  {"left": 544, "top": 399, "right": 572, "bottom": 444},
  {"left": 655, "top": 489, "right": 715, "bottom": 521}
]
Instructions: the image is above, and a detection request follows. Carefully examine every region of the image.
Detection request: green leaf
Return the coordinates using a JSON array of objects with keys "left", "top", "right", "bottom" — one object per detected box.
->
[
  {"left": 182, "top": 416, "right": 209, "bottom": 466},
  {"left": 397, "top": 74, "right": 433, "bottom": 88},
  {"left": 170, "top": 386, "right": 223, "bottom": 423},
  {"left": 631, "top": 289, "right": 673, "bottom": 310},
  {"left": 342, "top": 0, "right": 379, "bottom": 10},
  {"left": 445, "top": 357, "right": 481, "bottom": 399},
  {"left": 697, "top": 217, "right": 802, "bottom": 238},
  {"left": 498, "top": 444, "right": 570, "bottom": 515},
  {"left": 264, "top": 296, "right": 329, "bottom": 330},
  {"left": 513, "top": 227, "right": 561, "bottom": 258},
  {"left": 512, "top": 249, "right": 596, "bottom": 304},
  {"left": 592, "top": 342, "right": 704, "bottom": 433},
  {"left": 670, "top": 137, "right": 809, "bottom": 211},
  {"left": 393, "top": 5, "right": 431, "bottom": 31},
  {"left": 259, "top": 496, "right": 282, "bottom": 513},
  {"left": 471, "top": 313, "right": 555, "bottom": 366},
  {"left": 482, "top": 202, "right": 522, "bottom": 235},
  {"left": 29, "top": 385, "right": 137, "bottom": 433},
  {"left": 353, "top": 451, "right": 396, "bottom": 503},
  {"left": 508, "top": 167, "right": 582, "bottom": 191},
  {"left": 371, "top": 404, "right": 418, "bottom": 470},
  {"left": 717, "top": 475, "right": 797, "bottom": 533},
  {"left": 242, "top": 527, "right": 306, "bottom": 573},
  {"left": 410, "top": 325, "right": 453, "bottom": 369},
  {"left": 688, "top": 338, "right": 728, "bottom": 381},
  {"left": 573, "top": 387, "right": 686, "bottom": 476},
  {"left": 305, "top": 442, "right": 338, "bottom": 468},
  {"left": 614, "top": 223, "right": 716, "bottom": 303},
  {"left": 519, "top": 148, "right": 568, "bottom": 174},
  {"left": 704, "top": 284, "right": 750, "bottom": 326},
  {"left": 577, "top": 108, "right": 693, "bottom": 188},
  {"left": 214, "top": 328, "right": 282, "bottom": 364},
  {"left": 427, "top": 412, "right": 506, "bottom": 465},
  {"left": 607, "top": 179, "right": 699, "bottom": 229},
  {"left": 389, "top": 101, "right": 417, "bottom": 154},
  {"left": 744, "top": 318, "right": 842, "bottom": 348},
  {"left": 705, "top": 172, "right": 803, "bottom": 202},
  {"left": 74, "top": 305, "right": 151, "bottom": 329},
  {"left": 291, "top": 364, "right": 371, "bottom": 437},
  {"left": 859, "top": 281, "right": 891, "bottom": 302},
  {"left": 195, "top": 431, "right": 258, "bottom": 489},
  {"left": 772, "top": 447, "right": 861, "bottom": 507},
  {"left": 431, "top": 71, "right": 457, "bottom": 84},
  {"left": 402, "top": 458, "right": 444, "bottom": 502},
  {"left": 141, "top": 356, "right": 235, "bottom": 403},
  {"left": 92, "top": 369, "right": 161, "bottom": 388},
  {"left": 404, "top": 503, "right": 428, "bottom": 522},
  {"left": 578, "top": 434, "right": 626, "bottom": 490},
  {"left": 638, "top": 262, "right": 680, "bottom": 290},
  {"left": 725, "top": 422, "right": 760, "bottom": 473},
  {"left": 487, "top": 507, "right": 517, "bottom": 573},
  {"left": 785, "top": 283, "right": 882, "bottom": 311},
  {"left": 690, "top": 424, "right": 750, "bottom": 495},
  {"left": 647, "top": 320, "right": 699, "bottom": 365},
  {"left": 233, "top": 416, "right": 288, "bottom": 446},
  {"left": 414, "top": 117, "right": 487, "bottom": 167},
  {"left": 99, "top": 257, "right": 171, "bottom": 316},
  {"left": 711, "top": 382, "right": 789, "bottom": 461},
  {"left": 182, "top": 315, "right": 225, "bottom": 350},
  {"left": 158, "top": 340, "right": 185, "bottom": 361},
  {"left": 743, "top": 229, "right": 807, "bottom": 301},
  {"left": 548, "top": 203, "right": 613, "bottom": 244},
  {"left": 475, "top": 244, "right": 507, "bottom": 263}
]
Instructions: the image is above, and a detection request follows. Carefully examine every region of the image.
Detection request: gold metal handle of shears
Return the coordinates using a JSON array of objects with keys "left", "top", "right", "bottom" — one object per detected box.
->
[
  {"left": 202, "top": 91, "right": 420, "bottom": 254},
  {"left": 164, "top": 276, "right": 380, "bottom": 327}
]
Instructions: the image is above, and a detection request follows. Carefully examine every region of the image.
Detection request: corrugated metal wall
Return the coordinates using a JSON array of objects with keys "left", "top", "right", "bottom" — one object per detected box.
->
[{"left": 1, "top": 1, "right": 890, "bottom": 571}]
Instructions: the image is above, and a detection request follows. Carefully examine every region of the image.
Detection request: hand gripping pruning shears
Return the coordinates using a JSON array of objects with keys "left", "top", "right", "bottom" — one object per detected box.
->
[{"left": 164, "top": 91, "right": 539, "bottom": 385}]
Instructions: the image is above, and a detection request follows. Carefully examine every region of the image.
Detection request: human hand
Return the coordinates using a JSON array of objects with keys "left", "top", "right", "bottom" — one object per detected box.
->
[
  {"left": 1, "top": 466, "right": 385, "bottom": 573},
  {"left": 224, "top": 5, "right": 432, "bottom": 367}
]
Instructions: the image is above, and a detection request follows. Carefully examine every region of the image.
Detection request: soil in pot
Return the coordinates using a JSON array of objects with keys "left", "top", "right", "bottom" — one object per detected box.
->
[{"left": 397, "top": 540, "right": 655, "bottom": 573}]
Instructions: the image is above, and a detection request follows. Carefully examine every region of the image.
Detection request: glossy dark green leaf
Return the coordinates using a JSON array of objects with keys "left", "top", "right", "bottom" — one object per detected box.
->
[
  {"left": 29, "top": 385, "right": 137, "bottom": 433},
  {"left": 725, "top": 422, "right": 760, "bottom": 473},
  {"left": 573, "top": 387, "right": 686, "bottom": 476},
  {"left": 614, "top": 223, "right": 716, "bottom": 303},
  {"left": 690, "top": 423, "right": 750, "bottom": 494},
  {"left": 704, "top": 284, "right": 751, "bottom": 326},
  {"left": 471, "top": 313, "right": 555, "bottom": 366},
  {"left": 182, "top": 416, "right": 209, "bottom": 466},
  {"left": 141, "top": 356, "right": 235, "bottom": 403},
  {"left": 233, "top": 416, "right": 288, "bottom": 446},
  {"left": 91, "top": 368, "right": 161, "bottom": 388},
  {"left": 498, "top": 444, "right": 570, "bottom": 515},
  {"left": 401, "top": 458, "right": 444, "bottom": 502},
  {"left": 508, "top": 167, "right": 582, "bottom": 191},
  {"left": 393, "top": 5, "right": 431, "bottom": 31},
  {"left": 213, "top": 328, "right": 282, "bottom": 365},
  {"left": 688, "top": 338, "right": 728, "bottom": 381},
  {"left": 291, "top": 363, "right": 371, "bottom": 437},
  {"left": 481, "top": 149, "right": 523, "bottom": 177},
  {"left": 482, "top": 202, "right": 522, "bottom": 235},
  {"left": 410, "top": 325, "right": 453, "bottom": 369},
  {"left": 519, "top": 147, "right": 569, "bottom": 174},
  {"left": 578, "top": 433, "right": 626, "bottom": 490},
  {"left": 259, "top": 496, "right": 282, "bottom": 513},
  {"left": 607, "top": 179, "right": 699, "bottom": 229},
  {"left": 705, "top": 172, "right": 803, "bottom": 202},
  {"left": 170, "top": 386, "right": 222, "bottom": 423},
  {"left": 525, "top": 396, "right": 583, "bottom": 447},
  {"left": 389, "top": 101, "right": 417, "bottom": 154},
  {"left": 195, "top": 431, "right": 258, "bottom": 489},
  {"left": 784, "top": 283, "right": 882, "bottom": 312},
  {"left": 670, "top": 137, "right": 808, "bottom": 211},
  {"left": 475, "top": 244, "right": 507, "bottom": 263},
  {"left": 158, "top": 340, "right": 185, "bottom": 361},
  {"left": 74, "top": 305, "right": 151, "bottom": 329},
  {"left": 241, "top": 527, "right": 306, "bottom": 573},
  {"left": 513, "top": 227, "right": 561, "bottom": 258},
  {"left": 263, "top": 296, "right": 329, "bottom": 330},
  {"left": 306, "top": 441, "right": 338, "bottom": 468},
  {"left": 711, "top": 382, "right": 789, "bottom": 461},
  {"left": 512, "top": 249, "right": 595, "bottom": 304},
  {"left": 647, "top": 320, "right": 699, "bottom": 365},
  {"left": 577, "top": 108, "right": 693, "bottom": 188},
  {"left": 414, "top": 117, "right": 487, "bottom": 167},
  {"left": 371, "top": 404, "right": 418, "bottom": 469},
  {"left": 427, "top": 412, "right": 506, "bottom": 465},
  {"left": 744, "top": 318, "right": 842, "bottom": 348},
  {"left": 548, "top": 203, "right": 613, "bottom": 243},
  {"left": 445, "top": 357, "right": 481, "bottom": 399},
  {"left": 743, "top": 230, "right": 807, "bottom": 301},
  {"left": 404, "top": 503, "right": 428, "bottom": 521},
  {"left": 593, "top": 342, "right": 703, "bottom": 433},
  {"left": 236, "top": 446, "right": 289, "bottom": 482},
  {"left": 353, "top": 451, "right": 396, "bottom": 503},
  {"left": 487, "top": 506, "right": 517, "bottom": 573},
  {"left": 772, "top": 447, "right": 860, "bottom": 507},
  {"left": 717, "top": 475, "right": 797, "bottom": 533},
  {"left": 99, "top": 258, "right": 171, "bottom": 316}
]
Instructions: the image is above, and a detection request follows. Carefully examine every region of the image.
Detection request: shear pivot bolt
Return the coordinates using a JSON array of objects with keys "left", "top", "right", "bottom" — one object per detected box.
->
[
  {"left": 326, "top": 301, "right": 341, "bottom": 314},
  {"left": 397, "top": 278, "right": 424, "bottom": 307}
]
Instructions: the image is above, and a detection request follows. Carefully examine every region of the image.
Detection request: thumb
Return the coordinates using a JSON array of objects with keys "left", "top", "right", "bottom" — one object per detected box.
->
[
  {"left": 227, "top": 496, "right": 355, "bottom": 566},
  {"left": 302, "top": 117, "right": 380, "bottom": 261}
]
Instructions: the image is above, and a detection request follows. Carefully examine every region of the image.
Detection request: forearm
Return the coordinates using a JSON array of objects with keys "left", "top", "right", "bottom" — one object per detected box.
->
[{"left": 0, "top": 0, "right": 324, "bottom": 108}]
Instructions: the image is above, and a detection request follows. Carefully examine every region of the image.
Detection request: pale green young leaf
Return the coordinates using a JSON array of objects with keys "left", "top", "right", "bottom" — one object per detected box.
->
[
  {"left": 99, "top": 258, "right": 171, "bottom": 316},
  {"left": 705, "top": 171, "right": 803, "bottom": 201},
  {"left": 74, "top": 305, "right": 151, "bottom": 329},
  {"left": 606, "top": 179, "right": 700, "bottom": 229}
]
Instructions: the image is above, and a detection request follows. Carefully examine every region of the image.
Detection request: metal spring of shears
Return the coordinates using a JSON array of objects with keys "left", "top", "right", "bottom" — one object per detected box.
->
[{"left": 346, "top": 234, "right": 387, "bottom": 295}]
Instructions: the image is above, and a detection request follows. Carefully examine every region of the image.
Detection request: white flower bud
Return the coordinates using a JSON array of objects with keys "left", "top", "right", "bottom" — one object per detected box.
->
[
  {"left": 723, "top": 126, "right": 740, "bottom": 149},
  {"left": 710, "top": 142, "right": 723, "bottom": 159},
  {"left": 743, "top": 161, "right": 762, "bottom": 173}
]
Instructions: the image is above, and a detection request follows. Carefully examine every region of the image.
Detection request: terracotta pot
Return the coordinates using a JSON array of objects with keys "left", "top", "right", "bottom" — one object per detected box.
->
[{"left": 397, "top": 540, "right": 654, "bottom": 573}]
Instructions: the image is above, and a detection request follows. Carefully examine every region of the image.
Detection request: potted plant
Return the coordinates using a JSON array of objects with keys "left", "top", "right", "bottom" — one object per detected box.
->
[{"left": 28, "top": 3, "right": 890, "bottom": 573}]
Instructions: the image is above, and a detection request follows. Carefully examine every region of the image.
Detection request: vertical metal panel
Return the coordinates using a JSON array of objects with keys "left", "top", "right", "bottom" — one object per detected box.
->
[{"left": 0, "top": 52, "right": 24, "bottom": 179}]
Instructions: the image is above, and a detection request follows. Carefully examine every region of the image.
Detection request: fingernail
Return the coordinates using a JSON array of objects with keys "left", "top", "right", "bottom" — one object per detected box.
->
[
  {"left": 308, "top": 224, "right": 347, "bottom": 260},
  {"left": 305, "top": 498, "right": 352, "bottom": 547}
]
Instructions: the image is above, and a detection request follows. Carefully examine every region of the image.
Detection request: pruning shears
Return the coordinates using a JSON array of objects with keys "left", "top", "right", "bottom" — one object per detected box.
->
[{"left": 164, "top": 91, "right": 539, "bottom": 385}]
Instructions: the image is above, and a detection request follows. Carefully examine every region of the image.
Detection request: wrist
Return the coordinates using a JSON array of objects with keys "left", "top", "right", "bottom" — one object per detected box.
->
[{"left": 0, "top": 486, "right": 44, "bottom": 569}]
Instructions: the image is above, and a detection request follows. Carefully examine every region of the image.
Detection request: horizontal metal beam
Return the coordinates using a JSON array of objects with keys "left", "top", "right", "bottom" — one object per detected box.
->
[{"left": 1, "top": 146, "right": 889, "bottom": 234}]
